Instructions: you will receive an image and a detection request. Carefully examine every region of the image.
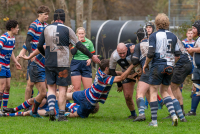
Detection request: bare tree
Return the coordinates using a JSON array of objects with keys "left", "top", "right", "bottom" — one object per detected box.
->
[
  {"left": 76, "top": 0, "right": 83, "bottom": 28},
  {"left": 86, "top": 0, "right": 93, "bottom": 39}
]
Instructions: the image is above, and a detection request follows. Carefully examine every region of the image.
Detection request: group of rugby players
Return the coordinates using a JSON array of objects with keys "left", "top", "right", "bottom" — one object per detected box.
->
[{"left": 0, "top": 5, "right": 199, "bottom": 127}]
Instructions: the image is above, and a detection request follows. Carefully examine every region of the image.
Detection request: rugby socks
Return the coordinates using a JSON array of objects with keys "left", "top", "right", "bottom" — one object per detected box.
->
[
  {"left": 32, "top": 99, "right": 41, "bottom": 114},
  {"left": 0, "top": 92, "right": 3, "bottom": 109},
  {"left": 3, "top": 92, "right": 9, "bottom": 108},
  {"left": 180, "top": 105, "right": 184, "bottom": 111},
  {"left": 163, "top": 96, "right": 176, "bottom": 117},
  {"left": 157, "top": 95, "right": 163, "bottom": 104},
  {"left": 172, "top": 99, "right": 184, "bottom": 120},
  {"left": 190, "top": 96, "right": 200, "bottom": 113},
  {"left": 130, "top": 110, "right": 137, "bottom": 116},
  {"left": 31, "top": 90, "right": 34, "bottom": 98},
  {"left": 47, "top": 95, "right": 56, "bottom": 112},
  {"left": 14, "top": 100, "right": 32, "bottom": 112},
  {"left": 59, "top": 109, "right": 65, "bottom": 116},
  {"left": 145, "top": 97, "right": 148, "bottom": 108},
  {"left": 4, "top": 112, "right": 24, "bottom": 117},
  {"left": 150, "top": 101, "right": 158, "bottom": 124},
  {"left": 137, "top": 98, "right": 145, "bottom": 115}
]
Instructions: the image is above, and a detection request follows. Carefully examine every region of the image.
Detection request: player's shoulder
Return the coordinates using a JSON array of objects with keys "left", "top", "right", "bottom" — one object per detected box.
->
[
  {"left": 196, "top": 37, "right": 200, "bottom": 43},
  {"left": 110, "top": 49, "right": 119, "bottom": 60},
  {"left": 85, "top": 37, "right": 93, "bottom": 44},
  {"left": 0, "top": 32, "right": 8, "bottom": 40}
]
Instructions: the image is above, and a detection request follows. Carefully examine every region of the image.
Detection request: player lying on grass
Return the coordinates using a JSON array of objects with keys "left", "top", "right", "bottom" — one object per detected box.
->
[
  {"left": 1, "top": 86, "right": 99, "bottom": 117},
  {"left": 65, "top": 59, "right": 137, "bottom": 118}
]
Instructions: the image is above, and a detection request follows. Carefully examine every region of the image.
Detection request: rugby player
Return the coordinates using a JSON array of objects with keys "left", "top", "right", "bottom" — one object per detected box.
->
[
  {"left": 29, "top": 9, "right": 100, "bottom": 121},
  {"left": 186, "top": 20, "right": 200, "bottom": 116},
  {"left": 109, "top": 42, "right": 138, "bottom": 119},
  {"left": 65, "top": 59, "right": 135, "bottom": 118},
  {"left": 0, "top": 20, "right": 21, "bottom": 113},
  {"left": 20, "top": 5, "right": 50, "bottom": 117},
  {"left": 143, "top": 13, "right": 180, "bottom": 127}
]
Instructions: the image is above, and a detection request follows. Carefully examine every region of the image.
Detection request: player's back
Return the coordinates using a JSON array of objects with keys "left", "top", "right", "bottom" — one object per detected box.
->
[
  {"left": 149, "top": 29, "right": 179, "bottom": 66},
  {"left": 43, "top": 22, "right": 71, "bottom": 67}
]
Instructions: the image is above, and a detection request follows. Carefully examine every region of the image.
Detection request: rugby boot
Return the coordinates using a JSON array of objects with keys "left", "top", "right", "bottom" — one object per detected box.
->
[
  {"left": 148, "top": 121, "right": 158, "bottom": 127},
  {"left": 180, "top": 118, "right": 187, "bottom": 122},
  {"left": 49, "top": 110, "right": 56, "bottom": 121},
  {"left": 30, "top": 111, "right": 43, "bottom": 118},
  {"left": 58, "top": 115, "right": 68, "bottom": 121},
  {"left": 127, "top": 115, "right": 137, "bottom": 119},
  {"left": 133, "top": 114, "right": 146, "bottom": 122},
  {"left": 2, "top": 108, "right": 15, "bottom": 113},
  {"left": 185, "top": 111, "right": 196, "bottom": 116},
  {"left": 172, "top": 115, "right": 178, "bottom": 126}
]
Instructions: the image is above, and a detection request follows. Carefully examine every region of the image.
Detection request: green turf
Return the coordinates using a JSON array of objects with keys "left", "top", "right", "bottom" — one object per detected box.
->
[{"left": 1, "top": 80, "right": 199, "bottom": 134}]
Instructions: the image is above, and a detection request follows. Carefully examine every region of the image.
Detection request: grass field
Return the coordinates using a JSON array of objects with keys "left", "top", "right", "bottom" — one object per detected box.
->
[{"left": 0, "top": 80, "right": 200, "bottom": 134}]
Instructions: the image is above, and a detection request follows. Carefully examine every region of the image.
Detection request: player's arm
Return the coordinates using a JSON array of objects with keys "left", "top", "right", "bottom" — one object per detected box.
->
[
  {"left": 143, "top": 35, "right": 155, "bottom": 73},
  {"left": 11, "top": 51, "right": 21, "bottom": 70},
  {"left": 21, "top": 46, "right": 46, "bottom": 60},
  {"left": 65, "top": 111, "right": 79, "bottom": 118},
  {"left": 16, "top": 48, "right": 27, "bottom": 61},
  {"left": 116, "top": 71, "right": 137, "bottom": 80},
  {"left": 37, "top": 30, "right": 46, "bottom": 56},
  {"left": 68, "top": 27, "right": 100, "bottom": 63},
  {"left": 70, "top": 46, "right": 77, "bottom": 55},
  {"left": 26, "top": 23, "right": 36, "bottom": 54},
  {"left": 113, "top": 64, "right": 134, "bottom": 83}
]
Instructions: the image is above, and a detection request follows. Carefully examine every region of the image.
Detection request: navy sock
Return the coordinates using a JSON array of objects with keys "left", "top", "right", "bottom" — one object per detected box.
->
[
  {"left": 163, "top": 96, "right": 176, "bottom": 117},
  {"left": 191, "top": 96, "right": 200, "bottom": 113},
  {"left": 47, "top": 95, "right": 56, "bottom": 111},
  {"left": 137, "top": 98, "right": 145, "bottom": 115},
  {"left": 173, "top": 99, "right": 184, "bottom": 119},
  {"left": 130, "top": 110, "right": 136, "bottom": 116},
  {"left": 180, "top": 105, "right": 184, "bottom": 111},
  {"left": 32, "top": 99, "right": 41, "bottom": 114},
  {"left": 150, "top": 101, "right": 158, "bottom": 123},
  {"left": 59, "top": 109, "right": 65, "bottom": 116}
]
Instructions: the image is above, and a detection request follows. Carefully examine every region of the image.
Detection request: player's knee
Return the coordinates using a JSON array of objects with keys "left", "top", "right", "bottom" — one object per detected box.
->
[
  {"left": 125, "top": 95, "right": 132, "bottom": 101},
  {"left": 5, "top": 85, "right": 10, "bottom": 92}
]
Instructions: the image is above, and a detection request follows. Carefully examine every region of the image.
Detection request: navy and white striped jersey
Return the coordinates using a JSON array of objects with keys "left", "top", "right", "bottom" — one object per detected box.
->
[
  {"left": 38, "top": 22, "right": 79, "bottom": 67},
  {"left": 193, "top": 37, "right": 200, "bottom": 68},
  {"left": 176, "top": 38, "right": 191, "bottom": 66},
  {"left": 109, "top": 43, "right": 135, "bottom": 73},
  {"left": 148, "top": 29, "right": 180, "bottom": 66},
  {"left": 132, "top": 39, "right": 149, "bottom": 67}
]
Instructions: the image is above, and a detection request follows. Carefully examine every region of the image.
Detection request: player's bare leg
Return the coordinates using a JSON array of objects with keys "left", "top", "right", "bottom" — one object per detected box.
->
[{"left": 122, "top": 82, "right": 136, "bottom": 119}]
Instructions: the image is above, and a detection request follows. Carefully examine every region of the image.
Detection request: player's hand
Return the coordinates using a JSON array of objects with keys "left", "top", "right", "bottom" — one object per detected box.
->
[
  {"left": 16, "top": 55, "right": 20, "bottom": 61},
  {"left": 127, "top": 73, "right": 137, "bottom": 80},
  {"left": 186, "top": 46, "right": 193, "bottom": 54},
  {"left": 68, "top": 85, "right": 74, "bottom": 93},
  {"left": 91, "top": 55, "right": 100, "bottom": 64},
  {"left": 15, "top": 62, "right": 22, "bottom": 70},
  {"left": 0, "top": 64, "right": 2, "bottom": 72},
  {"left": 117, "top": 86, "right": 123, "bottom": 93},
  {"left": 30, "top": 56, "right": 36, "bottom": 62},
  {"left": 130, "top": 45, "right": 135, "bottom": 53},
  {"left": 192, "top": 86, "right": 196, "bottom": 92},
  {"left": 143, "top": 64, "right": 148, "bottom": 74},
  {"left": 20, "top": 55, "right": 31, "bottom": 60},
  {"left": 86, "top": 59, "right": 91, "bottom": 66}
]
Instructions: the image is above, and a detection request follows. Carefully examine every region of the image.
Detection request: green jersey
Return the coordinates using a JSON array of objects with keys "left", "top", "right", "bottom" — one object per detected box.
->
[{"left": 73, "top": 37, "right": 95, "bottom": 60}]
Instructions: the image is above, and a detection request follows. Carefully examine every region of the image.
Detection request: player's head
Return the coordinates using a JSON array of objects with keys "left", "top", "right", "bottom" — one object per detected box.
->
[
  {"left": 146, "top": 22, "right": 155, "bottom": 36},
  {"left": 6, "top": 20, "right": 19, "bottom": 35},
  {"left": 54, "top": 9, "right": 65, "bottom": 23},
  {"left": 186, "top": 28, "right": 193, "bottom": 40},
  {"left": 117, "top": 43, "right": 127, "bottom": 59},
  {"left": 155, "top": 13, "right": 170, "bottom": 30},
  {"left": 76, "top": 27, "right": 86, "bottom": 41},
  {"left": 136, "top": 28, "right": 148, "bottom": 42},
  {"left": 37, "top": 5, "right": 50, "bottom": 22},
  {"left": 90, "top": 103, "right": 99, "bottom": 114},
  {"left": 192, "top": 20, "right": 200, "bottom": 37},
  {"left": 99, "top": 59, "right": 110, "bottom": 74}
]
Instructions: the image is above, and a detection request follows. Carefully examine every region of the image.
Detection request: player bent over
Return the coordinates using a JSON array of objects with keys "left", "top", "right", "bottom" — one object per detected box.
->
[
  {"left": 0, "top": 20, "right": 21, "bottom": 113},
  {"left": 109, "top": 43, "right": 138, "bottom": 119},
  {"left": 143, "top": 13, "right": 180, "bottom": 127},
  {"left": 66, "top": 59, "right": 135, "bottom": 118}
]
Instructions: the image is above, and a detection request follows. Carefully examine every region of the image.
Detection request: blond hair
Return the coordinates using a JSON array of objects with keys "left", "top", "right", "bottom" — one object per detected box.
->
[
  {"left": 155, "top": 13, "right": 170, "bottom": 30},
  {"left": 187, "top": 28, "right": 192, "bottom": 32},
  {"left": 76, "top": 27, "right": 86, "bottom": 34}
]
